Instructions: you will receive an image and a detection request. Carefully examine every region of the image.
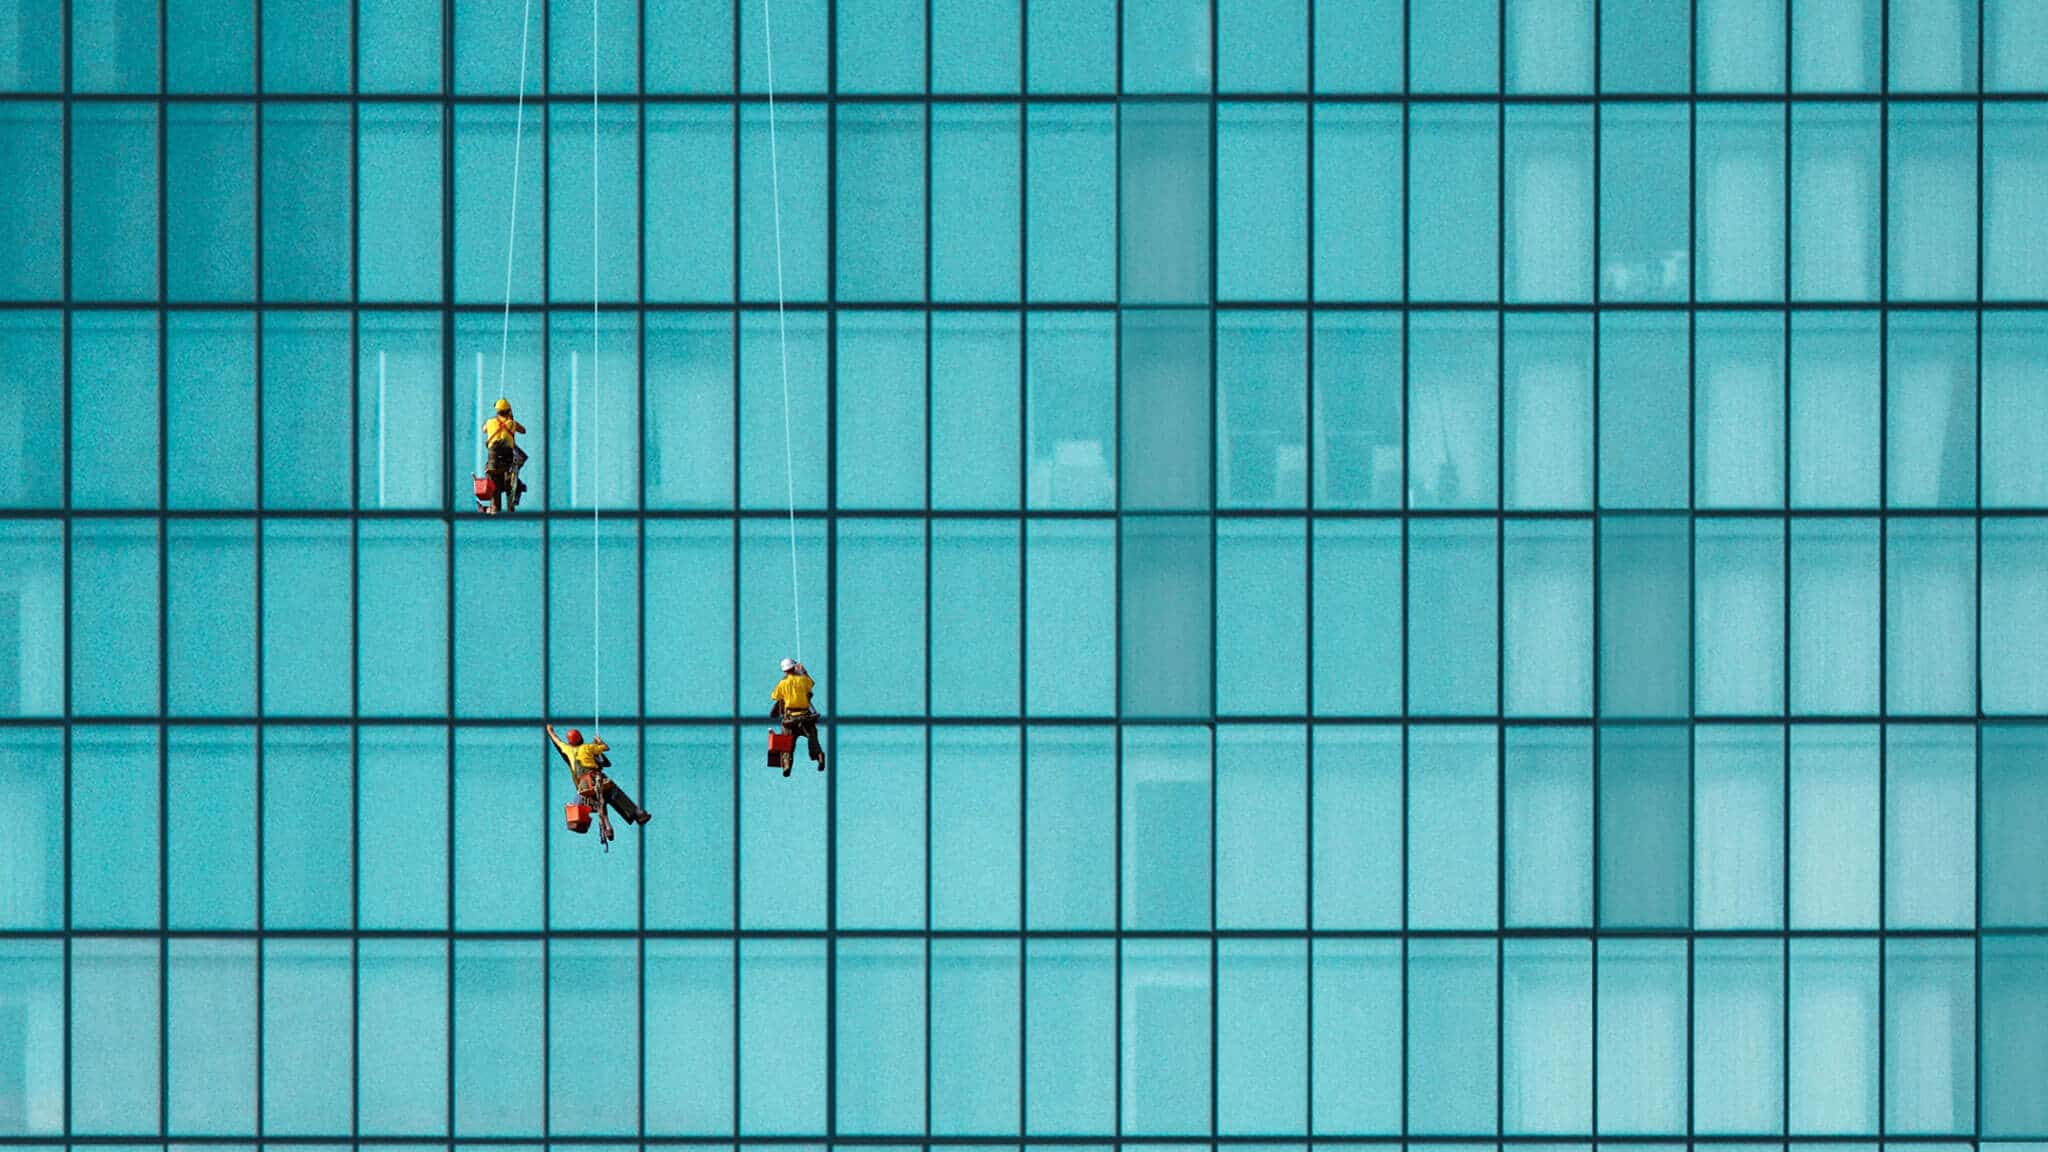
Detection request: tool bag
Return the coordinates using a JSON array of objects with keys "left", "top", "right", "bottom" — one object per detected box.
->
[
  {"left": 565, "top": 800, "right": 592, "bottom": 833},
  {"left": 766, "top": 730, "right": 795, "bottom": 765}
]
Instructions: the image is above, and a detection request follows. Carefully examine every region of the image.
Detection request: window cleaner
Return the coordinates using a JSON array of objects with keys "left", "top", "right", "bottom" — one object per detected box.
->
[
  {"left": 768, "top": 658, "right": 826, "bottom": 776},
  {"left": 475, "top": 398, "right": 528, "bottom": 514},
  {"left": 547, "top": 723, "right": 650, "bottom": 848}
]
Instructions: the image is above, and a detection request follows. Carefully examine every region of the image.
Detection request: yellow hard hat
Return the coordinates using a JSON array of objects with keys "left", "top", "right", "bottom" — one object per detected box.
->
[{"left": 494, "top": 397, "right": 512, "bottom": 413}]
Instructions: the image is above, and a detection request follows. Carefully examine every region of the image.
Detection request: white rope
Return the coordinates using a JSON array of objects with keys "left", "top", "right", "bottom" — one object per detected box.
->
[
  {"left": 494, "top": 0, "right": 533, "bottom": 419},
  {"left": 591, "top": 0, "right": 602, "bottom": 734},
  {"left": 761, "top": 0, "right": 803, "bottom": 666}
]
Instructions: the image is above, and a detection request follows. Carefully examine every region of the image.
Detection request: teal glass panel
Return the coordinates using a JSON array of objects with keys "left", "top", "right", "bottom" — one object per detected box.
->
[
  {"left": 643, "top": 727, "right": 735, "bottom": 930},
  {"left": 1218, "top": 940, "right": 1307, "bottom": 1133},
  {"left": 1790, "top": 725, "right": 1880, "bottom": 928},
  {"left": 1505, "top": 106, "right": 1593, "bottom": 303},
  {"left": 1790, "top": 517, "right": 1880, "bottom": 714},
  {"left": 360, "top": 0, "right": 443, "bottom": 93},
  {"left": 1503, "top": 521, "right": 1591, "bottom": 716},
  {"left": 834, "top": 939, "right": 925, "bottom": 1132},
  {"left": 1409, "top": 106, "right": 1499, "bottom": 302},
  {"left": 1884, "top": 726, "right": 1976, "bottom": 929},
  {"left": 1986, "top": 519, "right": 2048, "bottom": 712},
  {"left": 1119, "top": 314, "right": 1209, "bottom": 507},
  {"left": 1694, "top": 725, "right": 1786, "bottom": 929},
  {"left": 1216, "top": 520, "right": 1306, "bottom": 714},
  {"left": 1407, "top": 312, "right": 1498, "bottom": 510},
  {"left": 834, "top": 312, "right": 926, "bottom": 509},
  {"left": 1601, "top": 0, "right": 1690, "bottom": 92},
  {"left": 1697, "top": 106, "right": 1786, "bottom": 302},
  {"left": 1027, "top": 0, "right": 1115, "bottom": 94},
  {"left": 1218, "top": 104, "right": 1307, "bottom": 299},
  {"left": 836, "top": 104, "right": 925, "bottom": 300},
  {"left": 1507, "top": 0, "right": 1592, "bottom": 92},
  {"left": 1504, "top": 726, "right": 1592, "bottom": 927},
  {"left": 1122, "top": 726, "right": 1211, "bottom": 929},
  {"left": 0, "top": 106, "right": 60, "bottom": 300},
  {"left": 646, "top": 939, "right": 734, "bottom": 1131},
  {"left": 1598, "top": 314, "right": 1689, "bottom": 508},
  {"left": 264, "top": 0, "right": 351, "bottom": 92},
  {"left": 1694, "top": 938, "right": 1786, "bottom": 1133},
  {"left": 1695, "top": 518, "right": 1785, "bottom": 715},
  {"left": 71, "top": 518, "right": 159, "bottom": 715},
  {"left": 1215, "top": 725, "right": 1305, "bottom": 929},
  {"left": 1313, "top": 0, "right": 1402, "bottom": 93},
  {"left": 1504, "top": 313, "right": 1592, "bottom": 508},
  {"left": 833, "top": 726, "right": 925, "bottom": 929},
  {"left": 932, "top": 106, "right": 1020, "bottom": 303},
  {"left": 1793, "top": 0, "right": 1879, "bottom": 90},
  {"left": 1598, "top": 516, "right": 1690, "bottom": 718},
  {"left": 1886, "top": 518, "right": 1976, "bottom": 716},
  {"left": 71, "top": 103, "right": 160, "bottom": 302},
  {"left": 1121, "top": 939, "right": 1211, "bottom": 1134},
  {"left": 1504, "top": 938, "right": 1591, "bottom": 1133},
  {"left": 1789, "top": 938, "right": 1879, "bottom": 1132},
  {"left": 358, "top": 726, "right": 449, "bottom": 930},
  {"left": 1407, "top": 725, "right": 1497, "bottom": 929},
  {"left": 1218, "top": 0, "right": 1304, "bottom": 91},
  {"left": 1025, "top": 727, "right": 1115, "bottom": 929},
  {"left": 1311, "top": 938, "right": 1402, "bottom": 1130},
  {"left": 1313, "top": 106, "right": 1402, "bottom": 301},
  {"left": 1791, "top": 105, "right": 1880, "bottom": 300},
  {"left": 1596, "top": 940, "right": 1688, "bottom": 1133},
  {"left": 1310, "top": 725, "right": 1403, "bottom": 929},
  {"left": 1982, "top": 936, "right": 2048, "bottom": 1134},
  {"left": 1024, "top": 940, "right": 1115, "bottom": 1131},
  {"left": 1407, "top": 519, "right": 1497, "bottom": 715},
  {"left": 1312, "top": 312, "right": 1403, "bottom": 507},
  {"left": 1699, "top": 0, "right": 1786, "bottom": 91},
  {"left": 1598, "top": 726, "right": 1691, "bottom": 928},
  {"left": 167, "top": 726, "right": 254, "bottom": 928},
  {"left": 932, "top": 0, "right": 1018, "bottom": 92},
  {"left": 1407, "top": 938, "right": 1497, "bottom": 1134},
  {"left": 1122, "top": 0, "right": 1210, "bottom": 94},
  {"left": 931, "top": 728, "right": 1020, "bottom": 929},
  {"left": 646, "top": 0, "right": 731, "bottom": 92}
]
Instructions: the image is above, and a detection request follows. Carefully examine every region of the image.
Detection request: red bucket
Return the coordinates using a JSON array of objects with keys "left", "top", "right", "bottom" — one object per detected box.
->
[{"left": 565, "top": 801, "right": 591, "bottom": 833}]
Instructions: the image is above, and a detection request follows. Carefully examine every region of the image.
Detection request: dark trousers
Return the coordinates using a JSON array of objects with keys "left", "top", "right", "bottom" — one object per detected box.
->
[
  {"left": 580, "top": 774, "right": 645, "bottom": 823},
  {"left": 782, "top": 715, "right": 825, "bottom": 763}
]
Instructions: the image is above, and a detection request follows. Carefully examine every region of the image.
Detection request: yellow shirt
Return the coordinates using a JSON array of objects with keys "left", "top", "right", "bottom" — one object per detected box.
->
[
  {"left": 549, "top": 734, "right": 609, "bottom": 779},
  {"left": 771, "top": 674, "right": 814, "bottom": 713},
  {"left": 485, "top": 415, "right": 525, "bottom": 447}
]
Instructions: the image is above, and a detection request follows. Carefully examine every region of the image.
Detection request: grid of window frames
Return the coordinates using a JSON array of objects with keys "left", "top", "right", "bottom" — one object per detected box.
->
[{"left": 4, "top": 0, "right": 2048, "bottom": 1143}]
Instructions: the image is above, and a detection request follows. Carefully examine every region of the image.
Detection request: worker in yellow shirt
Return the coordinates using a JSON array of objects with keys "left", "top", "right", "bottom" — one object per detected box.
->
[
  {"left": 546, "top": 723, "right": 651, "bottom": 827},
  {"left": 481, "top": 398, "right": 528, "bottom": 514},
  {"left": 769, "top": 658, "right": 826, "bottom": 775}
]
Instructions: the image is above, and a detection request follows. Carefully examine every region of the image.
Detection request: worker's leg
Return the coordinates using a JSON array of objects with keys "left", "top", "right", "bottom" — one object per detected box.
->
[
  {"left": 800, "top": 719, "right": 826, "bottom": 765},
  {"left": 601, "top": 779, "right": 648, "bottom": 824}
]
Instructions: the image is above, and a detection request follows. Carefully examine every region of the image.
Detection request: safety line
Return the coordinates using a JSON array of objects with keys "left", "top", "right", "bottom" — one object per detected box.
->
[
  {"left": 762, "top": 0, "right": 803, "bottom": 665},
  {"left": 592, "top": 0, "right": 602, "bottom": 734},
  {"left": 494, "top": 0, "right": 533, "bottom": 419}
]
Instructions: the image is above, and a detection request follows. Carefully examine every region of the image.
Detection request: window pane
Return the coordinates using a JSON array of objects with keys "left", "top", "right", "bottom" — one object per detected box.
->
[
  {"left": 1694, "top": 725, "right": 1786, "bottom": 929},
  {"left": 1412, "top": 0, "right": 1498, "bottom": 92},
  {"left": 644, "top": 727, "right": 734, "bottom": 931},
  {"left": 1888, "top": 104, "right": 1978, "bottom": 301},
  {"left": 1408, "top": 938, "right": 1497, "bottom": 1134},
  {"left": 261, "top": 313, "right": 353, "bottom": 509},
  {"left": 72, "top": 519, "right": 160, "bottom": 716},
  {"left": 262, "top": 105, "right": 352, "bottom": 302},
  {"left": 1313, "top": 312, "right": 1403, "bottom": 508},
  {"left": 1886, "top": 313, "right": 1977, "bottom": 509},
  {"left": 357, "top": 939, "right": 448, "bottom": 1135},
  {"left": 1984, "top": 105, "right": 2048, "bottom": 299},
  {"left": 1504, "top": 938, "right": 1591, "bottom": 1133},
  {"left": 168, "top": 726, "right": 254, "bottom": 929},
  {"left": 1791, "top": 105, "right": 1880, "bottom": 300},
  {"left": 1982, "top": 725, "right": 2048, "bottom": 928},
  {"left": 1700, "top": 0, "right": 1787, "bottom": 91},
  {"left": 1789, "top": 938, "right": 1879, "bottom": 1132},
  {"left": 933, "top": 0, "right": 1019, "bottom": 92},
  {"left": 1408, "top": 312, "right": 1498, "bottom": 509},
  {"left": 1790, "top": 725, "right": 1880, "bottom": 928},
  {"left": 1025, "top": 521, "right": 1113, "bottom": 715},
  {"left": 1122, "top": 727, "right": 1211, "bottom": 929},
  {"left": 1302, "top": 727, "right": 1401, "bottom": 932},
  {"left": 546, "top": 111, "right": 643, "bottom": 302},
  {"left": 1408, "top": 520, "right": 1497, "bottom": 715},
  {"left": 1024, "top": 938, "right": 1115, "bottom": 1131},
  {"left": 645, "top": 521, "right": 734, "bottom": 717},
  {"left": 932, "top": 106, "right": 1020, "bottom": 302},
  {"left": 546, "top": 519, "right": 640, "bottom": 718},
  {"left": 1505, "top": 312, "right": 1592, "bottom": 508},
  {"left": 1219, "top": 104, "right": 1306, "bottom": 299},
  {"left": 1790, "top": 312, "right": 1879, "bottom": 507},
  {"left": 168, "top": 314, "right": 256, "bottom": 507},
  {"left": 0, "top": 521, "right": 62, "bottom": 716},
  {"left": 929, "top": 940, "right": 1019, "bottom": 1134},
  {"left": 0, "top": 940, "right": 63, "bottom": 1130},
  {"left": 167, "top": 938, "right": 256, "bottom": 1134},
  {"left": 1600, "top": 105, "right": 1689, "bottom": 302},
  {"left": 454, "top": 519, "right": 544, "bottom": 718},
  {"left": 73, "top": 103, "right": 160, "bottom": 301},
  {"left": 0, "top": 729, "right": 62, "bottom": 928},
  {"left": 1695, "top": 938, "right": 1786, "bottom": 1133},
  {"left": 1601, "top": 0, "right": 1690, "bottom": 91},
  {"left": 1507, "top": 0, "right": 1592, "bottom": 92},
  {"left": 0, "top": 315, "right": 63, "bottom": 507},
  {"left": 645, "top": 938, "right": 733, "bottom": 1133},
  {"left": 263, "top": 726, "right": 352, "bottom": 929},
  {"left": 359, "top": 315, "right": 446, "bottom": 510},
  {"left": 1408, "top": 725, "right": 1498, "bottom": 929},
  {"left": 453, "top": 728, "right": 544, "bottom": 930},
  {"left": 835, "top": 726, "right": 925, "bottom": 929},
  {"left": 740, "top": 103, "right": 826, "bottom": 301},
  {"left": 836, "top": 104, "right": 925, "bottom": 300},
  {"left": 264, "top": 0, "right": 350, "bottom": 91},
  {"left": 1218, "top": 940, "right": 1306, "bottom": 1133},
  {"left": 1694, "top": 314, "right": 1785, "bottom": 508},
  {"left": 1504, "top": 726, "right": 1592, "bottom": 927},
  {"left": 1312, "top": 519, "right": 1401, "bottom": 714},
  {"left": 836, "top": 312, "right": 926, "bottom": 508},
  {"left": 1983, "top": 314, "right": 2048, "bottom": 507},
  {"left": 1599, "top": 314, "right": 1689, "bottom": 508},
  {"left": 1026, "top": 105, "right": 1116, "bottom": 300},
  {"left": 1028, "top": 0, "right": 1116, "bottom": 93},
  {"left": 168, "top": 0, "right": 254, "bottom": 90},
  {"left": 167, "top": 104, "right": 254, "bottom": 301},
  {"left": 453, "top": 105, "right": 545, "bottom": 304},
  {"left": 1312, "top": 0, "right": 1400, "bottom": 91},
  {"left": 1983, "top": 936, "right": 2048, "bottom": 1135},
  {"left": 1216, "top": 725, "right": 1304, "bottom": 929},
  {"left": 1696, "top": 518, "right": 1786, "bottom": 715},
  {"left": 1313, "top": 106, "right": 1402, "bottom": 301},
  {"left": 930, "top": 520, "right": 1020, "bottom": 716},
  {"left": 740, "top": 312, "right": 826, "bottom": 509},
  {"left": 1793, "top": 0, "right": 1879, "bottom": 90},
  {"left": 70, "top": 938, "right": 160, "bottom": 1134},
  {"left": 546, "top": 0, "right": 638, "bottom": 92},
  {"left": 1410, "top": 106, "right": 1499, "bottom": 302},
  {"left": 1026, "top": 726, "right": 1115, "bottom": 929},
  {"left": 1697, "top": 104, "right": 1786, "bottom": 301},
  {"left": 646, "top": 314, "right": 734, "bottom": 509},
  {"left": 262, "top": 520, "right": 352, "bottom": 716},
  {"left": 358, "top": 104, "right": 444, "bottom": 302},
  {"left": 738, "top": 517, "right": 829, "bottom": 705},
  {"left": 167, "top": 520, "right": 255, "bottom": 716},
  {"left": 72, "top": 311, "right": 160, "bottom": 510},
  {"left": 835, "top": 938, "right": 925, "bottom": 1133},
  {"left": 1219, "top": 0, "right": 1304, "bottom": 90},
  {"left": 461, "top": 0, "right": 548, "bottom": 94},
  {"left": 645, "top": 107, "right": 733, "bottom": 302},
  {"left": 1506, "top": 106, "right": 1592, "bottom": 303},
  {"left": 1599, "top": 515, "right": 1689, "bottom": 718},
  {"left": 1216, "top": 519, "right": 1305, "bottom": 715},
  {"left": 1597, "top": 939, "right": 1688, "bottom": 1133},
  {"left": 1882, "top": 938, "right": 1977, "bottom": 1134},
  {"left": 1598, "top": 725, "right": 1691, "bottom": 928},
  {"left": 1215, "top": 312, "right": 1304, "bottom": 506},
  {"left": 1884, "top": 725, "right": 1976, "bottom": 929},
  {"left": 931, "top": 313, "right": 1021, "bottom": 507},
  {"left": 1889, "top": 0, "right": 1978, "bottom": 90},
  {"left": 1986, "top": 519, "right": 2048, "bottom": 712},
  {"left": 360, "top": 0, "right": 443, "bottom": 93},
  {"left": 549, "top": 939, "right": 641, "bottom": 1136},
  {"left": 71, "top": 727, "right": 160, "bottom": 929},
  {"left": 0, "top": 2, "right": 63, "bottom": 91},
  {"left": 1123, "top": 0, "right": 1209, "bottom": 93},
  {"left": 1504, "top": 520, "right": 1591, "bottom": 717},
  {"left": 739, "top": 939, "right": 828, "bottom": 1133},
  {"left": 1790, "top": 518, "right": 1880, "bottom": 714},
  {"left": 834, "top": 525, "right": 928, "bottom": 712},
  {"left": 1122, "top": 938, "right": 1211, "bottom": 1134},
  {"left": 1886, "top": 518, "right": 1976, "bottom": 716},
  {"left": 1312, "top": 938, "right": 1402, "bottom": 1130},
  {"left": 932, "top": 727, "right": 1020, "bottom": 929},
  {"left": 1121, "top": 103, "right": 1210, "bottom": 305},
  {"left": 740, "top": 706, "right": 826, "bottom": 930},
  {"left": 452, "top": 940, "right": 543, "bottom": 1135},
  {"left": 359, "top": 726, "right": 449, "bottom": 930},
  {"left": 262, "top": 940, "right": 351, "bottom": 1134}
]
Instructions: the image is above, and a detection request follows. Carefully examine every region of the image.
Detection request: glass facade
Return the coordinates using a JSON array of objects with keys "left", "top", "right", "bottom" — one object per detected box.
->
[{"left": 2, "top": 0, "right": 2047, "bottom": 1141}]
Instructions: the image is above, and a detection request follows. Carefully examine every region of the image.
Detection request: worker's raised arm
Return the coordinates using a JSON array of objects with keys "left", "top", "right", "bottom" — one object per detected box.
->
[{"left": 544, "top": 724, "right": 568, "bottom": 758}]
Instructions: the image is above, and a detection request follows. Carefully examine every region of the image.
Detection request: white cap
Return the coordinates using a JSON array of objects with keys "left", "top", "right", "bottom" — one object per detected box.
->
[{"left": 780, "top": 658, "right": 797, "bottom": 673}]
